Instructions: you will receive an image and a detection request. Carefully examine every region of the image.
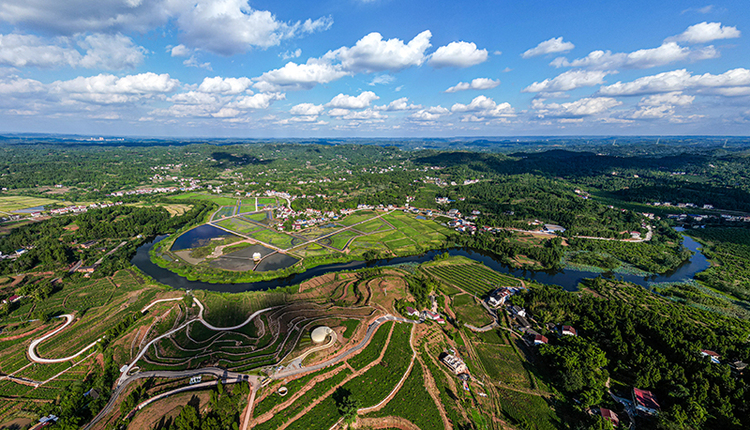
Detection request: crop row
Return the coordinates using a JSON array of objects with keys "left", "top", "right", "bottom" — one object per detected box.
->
[
  {"left": 254, "top": 365, "right": 344, "bottom": 417},
  {"left": 254, "top": 367, "right": 353, "bottom": 430},
  {"left": 347, "top": 321, "right": 392, "bottom": 370}
]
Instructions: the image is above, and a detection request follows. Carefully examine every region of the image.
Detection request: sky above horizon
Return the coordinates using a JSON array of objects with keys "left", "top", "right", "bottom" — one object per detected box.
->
[{"left": 0, "top": 0, "right": 749, "bottom": 137}]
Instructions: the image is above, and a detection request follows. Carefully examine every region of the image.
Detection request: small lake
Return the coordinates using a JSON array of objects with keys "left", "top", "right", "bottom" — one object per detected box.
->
[
  {"left": 170, "top": 224, "right": 238, "bottom": 251},
  {"left": 131, "top": 229, "right": 710, "bottom": 294},
  {"left": 13, "top": 205, "right": 45, "bottom": 213}
]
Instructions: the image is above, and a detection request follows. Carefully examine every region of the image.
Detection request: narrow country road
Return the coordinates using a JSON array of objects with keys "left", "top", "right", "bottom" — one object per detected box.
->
[{"left": 28, "top": 315, "right": 101, "bottom": 364}]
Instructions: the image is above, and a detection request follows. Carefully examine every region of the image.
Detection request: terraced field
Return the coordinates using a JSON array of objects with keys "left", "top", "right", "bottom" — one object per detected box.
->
[{"left": 425, "top": 263, "right": 522, "bottom": 298}]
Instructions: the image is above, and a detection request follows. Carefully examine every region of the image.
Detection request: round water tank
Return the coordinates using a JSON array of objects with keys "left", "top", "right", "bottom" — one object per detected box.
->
[{"left": 311, "top": 326, "right": 332, "bottom": 343}]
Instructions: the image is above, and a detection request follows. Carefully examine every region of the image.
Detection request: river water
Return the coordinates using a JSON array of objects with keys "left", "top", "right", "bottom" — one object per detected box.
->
[{"left": 130, "top": 228, "right": 710, "bottom": 294}]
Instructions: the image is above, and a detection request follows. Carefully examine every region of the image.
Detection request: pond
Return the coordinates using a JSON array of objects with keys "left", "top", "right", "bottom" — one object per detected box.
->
[
  {"left": 131, "top": 229, "right": 710, "bottom": 294},
  {"left": 170, "top": 224, "right": 239, "bottom": 251}
]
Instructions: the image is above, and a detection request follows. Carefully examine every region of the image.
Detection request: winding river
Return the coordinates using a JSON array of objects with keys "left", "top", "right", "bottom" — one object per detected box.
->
[{"left": 131, "top": 228, "right": 710, "bottom": 293}]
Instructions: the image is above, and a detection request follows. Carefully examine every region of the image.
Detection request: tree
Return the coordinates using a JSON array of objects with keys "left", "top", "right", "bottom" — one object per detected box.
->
[{"left": 333, "top": 388, "right": 360, "bottom": 425}]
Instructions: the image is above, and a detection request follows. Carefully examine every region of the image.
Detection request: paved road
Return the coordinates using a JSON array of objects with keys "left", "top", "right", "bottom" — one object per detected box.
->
[
  {"left": 271, "top": 314, "right": 418, "bottom": 380},
  {"left": 141, "top": 297, "right": 182, "bottom": 313},
  {"left": 28, "top": 315, "right": 101, "bottom": 364},
  {"left": 84, "top": 368, "right": 251, "bottom": 430}
]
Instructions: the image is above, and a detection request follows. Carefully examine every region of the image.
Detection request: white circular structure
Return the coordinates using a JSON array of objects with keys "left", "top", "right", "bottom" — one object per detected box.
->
[
  {"left": 311, "top": 326, "right": 333, "bottom": 344},
  {"left": 252, "top": 252, "right": 262, "bottom": 262}
]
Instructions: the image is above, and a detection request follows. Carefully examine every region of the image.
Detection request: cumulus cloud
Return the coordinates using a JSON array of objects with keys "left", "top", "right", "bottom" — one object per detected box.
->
[
  {"left": 523, "top": 70, "right": 611, "bottom": 93},
  {"left": 325, "top": 30, "right": 432, "bottom": 73},
  {"left": 428, "top": 41, "right": 488, "bottom": 68},
  {"left": 445, "top": 78, "right": 500, "bottom": 93},
  {"left": 532, "top": 96, "right": 621, "bottom": 118},
  {"left": 521, "top": 37, "right": 575, "bottom": 58},
  {"left": 231, "top": 92, "right": 285, "bottom": 109},
  {"left": 551, "top": 42, "right": 717, "bottom": 70},
  {"left": 50, "top": 72, "right": 179, "bottom": 104},
  {"left": 377, "top": 97, "right": 421, "bottom": 111},
  {"left": 0, "top": 76, "right": 45, "bottom": 94},
  {"left": 280, "top": 49, "right": 302, "bottom": 60},
  {"left": 450, "top": 95, "right": 515, "bottom": 119},
  {"left": 0, "top": 32, "right": 145, "bottom": 69},
  {"left": 326, "top": 91, "right": 379, "bottom": 109},
  {"left": 197, "top": 76, "right": 253, "bottom": 94},
  {"left": 290, "top": 103, "right": 324, "bottom": 116},
  {"left": 328, "top": 107, "right": 386, "bottom": 120},
  {"left": 170, "top": 44, "right": 191, "bottom": 57},
  {"left": 598, "top": 68, "right": 750, "bottom": 96},
  {"left": 666, "top": 22, "right": 740, "bottom": 44},
  {"left": 253, "top": 59, "right": 348, "bottom": 91},
  {"left": 625, "top": 91, "right": 695, "bottom": 120},
  {"left": 369, "top": 74, "right": 395, "bottom": 85},
  {"left": 409, "top": 106, "right": 449, "bottom": 121},
  {"left": 0, "top": 0, "right": 332, "bottom": 56},
  {"left": 168, "top": 91, "right": 219, "bottom": 105}
]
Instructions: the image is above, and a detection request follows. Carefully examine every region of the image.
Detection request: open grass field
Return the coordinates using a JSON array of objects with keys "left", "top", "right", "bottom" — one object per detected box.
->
[
  {"left": 169, "top": 192, "right": 237, "bottom": 206},
  {"left": 0, "top": 196, "right": 64, "bottom": 213},
  {"left": 244, "top": 212, "right": 269, "bottom": 222},
  {"left": 257, "top": 197, "right": 277, "bottom": 207},
  {"left": 353, "top": 218, "right": 390, "bottom": 233},
  {"left": 216, "top": 217, "right": 262, "bottom": 235},
  {"left": 249, "top": 228, "right": 295, "bottom": 249},
  {"left": 452, "top": 294, "right": 494, "bottom": 327},
  {"left": 425, "top": 263, "right": 522, "bottom": 298},
  {"left": 239, "top": 198, "right": 256, "bottom": 213}
]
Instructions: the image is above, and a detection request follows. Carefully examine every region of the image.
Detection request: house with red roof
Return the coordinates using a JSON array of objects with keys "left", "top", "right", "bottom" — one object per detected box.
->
[
  {"left": 633, "top": 388, "right": 660, "bottom": 415},
  {"left": 561, "top": 325, "right": 577, "bottom": 336},
  {"left": 600, "top": 408, "right": 619, "bottom": 427},
  {"left": 700, "top": 349, "right": 721, "bottom": 364}
]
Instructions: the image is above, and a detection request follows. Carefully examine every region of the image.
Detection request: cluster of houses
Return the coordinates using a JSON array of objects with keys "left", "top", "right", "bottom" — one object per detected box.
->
[
  {"left": 108, "top": 183, "right": 200, "bottom": 197},
  {"left": 0, "top": 247, "right": 30, "bottom": 260},
  {"left": 404, "top": 306, "right": 446, "bottom": 324},
  {"left": 650, "top": 201, "right": 712, "bottom": 209},
  {"left": 45, "top": 201, "right": 123, "bottom": 217},
  {"left": 1, "top": 294, "right": 23, "bottom": 305},
  {"left": 699, "top": 348, "right": 747, "bottom": 374},
  {"left": 667, "top": 213, "right": 750, "bottom": 223},
  {"left": 440, "top": 352, "right": 470, "bottom": 384}
]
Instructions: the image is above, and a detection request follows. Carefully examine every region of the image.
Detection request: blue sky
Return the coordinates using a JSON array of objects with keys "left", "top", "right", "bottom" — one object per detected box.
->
[{"left": 0, "top": 0, "right": 748, "bottom": 137}]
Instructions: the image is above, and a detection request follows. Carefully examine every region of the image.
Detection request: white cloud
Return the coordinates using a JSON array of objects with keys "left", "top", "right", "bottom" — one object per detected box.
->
[
  {"left": 532, "top": 96, "right": 621, "bottom": 118},
  {"left": 598, "top": 68, "right": 750, "bottom": 96},
  {"left": 0, "top": 0, "right": 332, "bottom": 56},
  {"left": 168, "top": 91, "right": 219, "bottom": 105},
  {"left": 77, "top": 33, "right": 146, "bottom": 70},
  {"left": 450, "top": 95, "right": 515, "bottom": 118},
  {"left": 231, "top": 92, "right": 285, "bottom": 109},
  {"left": 639, "top": 91, "right": 695, "bottom": 107},
  {"left": 326, "top": 30, "right": 432, "bottom": 73},
  {"left": 521, "top": 37, "right": 575, "bottom": 58},
  {"left": 328, "top": 107, "right": 386, "bottom": 120},
  {"left": 50, "top": 72, "right": 179, "bottom": 104},
  {"left": 445, "top": 78, "right": 500, "bottom": 93},
  {"left": 253, "top": 59, "right": 348, "bottom": 91},
  {"left": 666, "top": 22, "right": 740, "bottom": 44},
  {"left": 428, "top": 41, "right": 488, "bottom": 68},
  {"left": 198, "top": 76, "right": 253, "bottom": 94},
  {"left": 377, "top": 97, "right": 420, "bottom": 111},
  {"left": 182, "top": 55, "right": 212, "bottom": 70},
  {"left": 625, "top": 91, "right": 695, "bottom": 119},
  {"left": 280, "top": 49, "right": 301, "bottom": 60},
  {"left": 551, "top": 42, "right": 717, "bottom": 70},
  {"left": 0, "top": 76, "right": 45, "bottom": 94},
  {"left": 290, "top": 103, "right": 324, "bottom": 116},
  {"left": 369, "top": 74, "right": 395, "bottom": 86},
  {"left": 326, "top": 91, "right": 379, "bottom": 109},
  {"left": 409, "top": 106, "right": 449, "bottom": 121},
  {"left": 0, "top": 33, "right": 145, "bottom": 70},
  {"left": 171, "top": 44, "right": 191, "bottom": 57},
  {"left": 523, "top": 69, "right": 611, "bottom": 93}
]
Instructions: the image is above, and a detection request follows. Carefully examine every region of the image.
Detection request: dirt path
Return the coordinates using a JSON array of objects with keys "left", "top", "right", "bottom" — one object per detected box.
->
[{"left": 354, "top": 416, "right": 421, "bottom": 430}]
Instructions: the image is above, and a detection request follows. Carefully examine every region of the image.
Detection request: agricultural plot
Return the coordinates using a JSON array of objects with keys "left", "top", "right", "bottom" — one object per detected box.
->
[
  {"left": 452, "top": 294, "right": 494, "bottom": 327},
  {"left": 353, "top": 218, "right": 390, "bottom": 233},
  {"left": 477, "top": 343, "right": 533, "bottom": 389},
  {"left": 249, "top": 228, "right": 295, "bottom": 249},
  {"left": 290, "top": 243, "right": 330, "bottom": 258},
  {"left": 496, "top": 387, "right": 560, "bottom": 430},
  {"left": 347, "top": 321, "right": 393, "bottom": 370},
  {"left": 239, "top": 198, "right": 256, "bottom": 213},
  {"left": 426, "top": 263, "right": 522, "bottom": 298},
  {"left": 0, "top": 196, "right": 62, "bottom": 213},
  {"left": 244, "top": 212, "right": 269, "bottom": 222},
  {"left": 328, "top": 230, "right": 360, "bottom": 250},
  {"left": 170, "top": 192, "right": 236, "bottom": 206},
  {"left": 212, "top": 206, "right": 235, "bottom": 220},
  {"left": 338, "top": 211, "right": 378, "bottom": 226},
  {"left": 339, "top": 322, "right": 413, "bottom": 408},
  {"left": 216, "top": 217, "right": 262, "bottom": 235},
  {"left": 366, "top": 361, "right": 443, "bottom": 430},
  {"left": 257, "top": 197, "right": 277, "bottom": 207}
]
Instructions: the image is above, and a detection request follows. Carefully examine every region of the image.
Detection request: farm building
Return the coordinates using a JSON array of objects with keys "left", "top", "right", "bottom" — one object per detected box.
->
[
  {"left": 561, "top": 325, "right": 577, "bottom": 336},
  {"left": 600, "top": 408, "right": 619, "bottom": 427},
  {"left": 700, "top": 349, "right": 721, "bottom": 364},
  {"left": 730, "top": 361, "right": 747, "bottom": 375},
  {"left": 532, "top": 335, "right": 548, "bottom": 345},
  {"left": 441, "top": 353, "right": 469, "bottom": 375},
  {"left": 633, "top": 388, "right": 660, "bottom": 415},
  {"left": 405, "top": 307, "right": 420, "bottom": 318}
]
